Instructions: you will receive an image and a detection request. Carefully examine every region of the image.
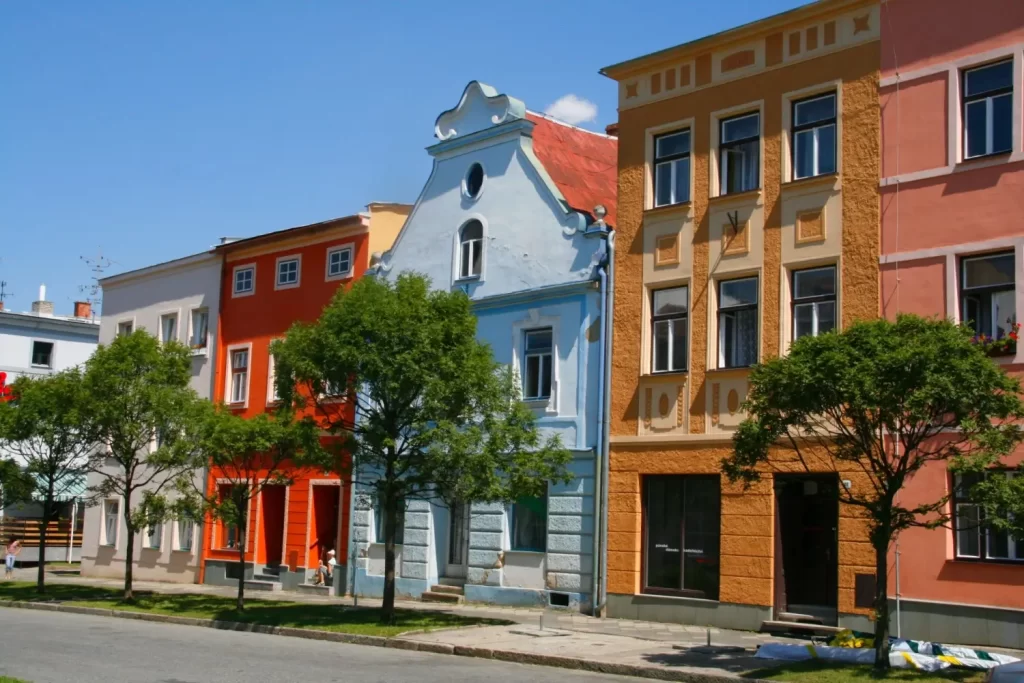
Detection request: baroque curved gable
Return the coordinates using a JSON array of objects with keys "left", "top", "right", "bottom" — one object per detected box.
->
[{"left": 434, "top": 81, "right": 526, "bottom": 141}]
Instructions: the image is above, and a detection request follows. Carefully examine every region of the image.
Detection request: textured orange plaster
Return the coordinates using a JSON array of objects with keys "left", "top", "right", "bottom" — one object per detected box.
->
[{"left": 766, "top": 33, "right": 784, "bottom": 67}]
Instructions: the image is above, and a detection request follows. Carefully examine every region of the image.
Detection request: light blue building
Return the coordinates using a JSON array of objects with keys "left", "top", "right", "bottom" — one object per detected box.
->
[{"left": 349, "top": 82, "right": 617, "bottom": 611}]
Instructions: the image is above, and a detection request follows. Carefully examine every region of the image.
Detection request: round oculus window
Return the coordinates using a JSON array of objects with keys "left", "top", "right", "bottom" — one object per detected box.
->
[{"left": 464, "top": 163, "right": 484, "bottom": 199}]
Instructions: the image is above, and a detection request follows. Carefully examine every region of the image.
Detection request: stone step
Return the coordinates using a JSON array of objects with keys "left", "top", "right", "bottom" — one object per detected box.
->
[
  {"left": 777, "top": 611, "right": 824, "bottom": 625},
  {"left": 296, "top": 583, "right": 330, "bottom": 596},
  {"left": 421, "top": 590, "right": 464, "bottom": 604},
  {"left": 244, "top": 580, "right": 282, "bottom": 592},
  {"left": 760, "top": 620, "right": 842, "bottom": 637},
  {"left": 428, "top": 584, "right": 464, "bottom": 596},
  {"left": 253, "top": 574, "right": 282, "bottom": 583},
  {"left": 262, "top": 564, "right": 283, "bottom": 576},
  {"left": 437, "top": 577, "right": 467, "bottom": 587}
]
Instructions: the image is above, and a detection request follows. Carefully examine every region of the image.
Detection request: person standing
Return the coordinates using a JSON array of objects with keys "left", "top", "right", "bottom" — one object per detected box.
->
[{"left": 5, "top": 538, "right": 21, "bottom": 579}]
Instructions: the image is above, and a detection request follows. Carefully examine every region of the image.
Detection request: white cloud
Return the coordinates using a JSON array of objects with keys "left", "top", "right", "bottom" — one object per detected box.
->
[{"left": 544, "top": 94, "right": 598, "bottom": 126}]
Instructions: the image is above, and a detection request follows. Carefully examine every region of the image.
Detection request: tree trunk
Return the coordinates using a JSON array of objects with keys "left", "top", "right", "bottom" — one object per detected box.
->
[
  {"left": 872, "top": 534, "right": 891, "bottom": 672},
  {"left": 36, "top": 487, "right": 54, "bottom": 594},
  {"left": 123, "top": 520, "right": 135, "bottom": 602},
  {"left": 236, "top": 505, "right": 247, "bottom": 612},
  {"left": 381, "top": 491, "right": 397, "bottom": 625}
]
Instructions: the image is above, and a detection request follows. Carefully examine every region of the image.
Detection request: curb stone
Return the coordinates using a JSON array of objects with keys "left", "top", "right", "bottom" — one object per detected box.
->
[{"left": 0, "top": 601, "right": 764, "bottom": 682}]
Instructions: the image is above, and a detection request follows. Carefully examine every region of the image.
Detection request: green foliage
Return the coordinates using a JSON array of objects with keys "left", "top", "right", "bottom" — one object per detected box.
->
[
  {"left": 78, "top": 330, "right": 206, "bottom": 599},
  {"left": 0, "top": 458, "right": 34, "bottom": 509},
  {"left": 952, "top": 464, "right": 1024, "bottom": 542},
  {"left": 724, "top": 314, "right": 1024, "bottom": 670},
  {"left": 274, "top": 273, "right": 572, "bottom": 506},
  {"left": 274, "top": 273, "right": 572, "bottom": 617},
  {"left": 0, "top": 370, "right": 93, "bottom": 592}
]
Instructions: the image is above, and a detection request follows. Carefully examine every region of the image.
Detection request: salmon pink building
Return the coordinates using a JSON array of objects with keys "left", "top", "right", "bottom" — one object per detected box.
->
[
  {"left": 879, "top": 0, "right": 1024, "bottom": 648},
  {"left": 201, "top": 204, "right": 409, "bottom": 593}
]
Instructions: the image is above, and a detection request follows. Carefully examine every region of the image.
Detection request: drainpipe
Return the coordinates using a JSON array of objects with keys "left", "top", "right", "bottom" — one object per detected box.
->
[
  {"left": 66, "top": 497, "right": 78, "bottom": 564},
  {"left": 593, "top": 229, "right": 615, "bottom": 617},
  {"left": 591, "top": 265, "right": 607, "bottom": 615}
]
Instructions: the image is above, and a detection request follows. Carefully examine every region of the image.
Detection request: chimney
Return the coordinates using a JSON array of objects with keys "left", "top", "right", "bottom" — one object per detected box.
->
[
  {"left": 605, "top": 122, "right": 619, "bottom": 137},
  {"left": 0, "top": 301, "right": 4, "bottom": 311},
  {"left": 31, "top": 284, "right": 54, "bottom": 316},
  {"left": 73, "top": 301, "right": 92, "bottom": 319}
]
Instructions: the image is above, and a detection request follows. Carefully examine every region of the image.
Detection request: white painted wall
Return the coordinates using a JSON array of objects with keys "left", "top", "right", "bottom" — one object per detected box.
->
[{"left": 80, "top": 252, "right": 221, "bottom": 584}]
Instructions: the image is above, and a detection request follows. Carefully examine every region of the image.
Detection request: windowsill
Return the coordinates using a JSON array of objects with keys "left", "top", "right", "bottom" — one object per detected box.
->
[
  {"left": 29, "top": 365, "right": 53, "bottom": 370},
  {"left": 325, "top": 272, "right": 354, "bottom": 283},
  {"left": 706, "top": 366, "right": 753, "bottom": 377},
  {"left": 507, "top": 549, "right": 545, "bottom": 555},
  {"left": 960, "top": 151, "right": 1012, "bottom": 167},
  {"left": 455, "top": 275, "right": 481, "bottom": 284},
  {"left": 227, "top": 402, "right": 247, "bottom": 410},
  {"left": 274, "top": 283, "right": 301, "bottom": 292},
  {"left": 171, "top": 549, "right": 194, "bottom": 555},
  {"left": 647, "top": 369, "right": 689, "bottom": 378},
  {"left": 644, "top": 201, "right": 692, "bottom": 218},
  {"left": 232, "top": 290, "right": 255, "bottom": 298},
  {"left": 369, "top": 542, "right": 404, "bottom": 548},
  {"left": 949, "top": 556, "right": 1024, "bottom": 566},
  {"left": 708, "top": 188, "right": 762, "bottom": 206},
  {"left": 190, "top": 347, "right": 208, "bottom": 357},
  {"left": 141, "top": 547, "right": 161, "bottom": 552},
  {"left": 639, "top": 589, "right": 719, "bottom": 603},
  {"left": 99, "top": 544, "right": 115, "bottom": 548},
  {"left": 781, "top": 172, "right": 839, "bottom": 192}
]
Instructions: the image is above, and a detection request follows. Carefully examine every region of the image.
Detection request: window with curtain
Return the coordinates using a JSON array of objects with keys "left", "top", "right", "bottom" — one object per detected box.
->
[
  {"left": 511, "top": 494, "right": 547, "bottom": 552},
  {"left": 718, "top": 277, "right": 759, "bottom": 368},
  {"left": 720, "top": 112, "right": 760, "bottom": 195}
]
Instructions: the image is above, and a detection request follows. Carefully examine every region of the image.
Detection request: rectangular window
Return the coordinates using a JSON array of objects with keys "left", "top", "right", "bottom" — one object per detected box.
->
[
  {"left": 160, "top": 313, "right": 178, "bottom": 344},
  {"left": 652, "top": 286, "right": 688, "bottom": 373},
  {"left": 233, "top": 265, "right": 255, "bottom": 296},
  {"left": 793, "top": 93, "right": 837, "bottom": 179},
  {"left": 954, "top": 473, "right": 1022, "bottom": 562},
  {"left": 792, "top": 266, "right": 837, "bottom": 340},
  {"left": 144, "top": 523, "right": 162, "bottom": 550},
  {"left": 218, "top": 484, "right": 242, "bottom": 550},
  {"left": 718, "top": 277, "right": 759, "bottom": 368},
  {"left": 523, "top": 328, "right": 553, "bottom": 401},
  {"left": 176, "top": 518, "right": 195, "bottom": 552},
  {"left": 103, "top": 499, "right": 119, "bottom": 546},
  {"left": 276, "top": 257, "right": 300, "bottom": 289},
  {"left": 267, "top": 347, "right": 280, "bottom": 404},
  {"left": 511, "top": 494, "right": 547, "bottom": 552},
  {"left": 31, "top": 341, "right": 54, "bottom": 368},
  {"left": 963, "top": 60, "right": 1013, "bottom": 160},
  {"left": 720, "top": 112, "right": 760, "bottom": 195},
  {"left": 374, "top": 494, "right": 405, "bottom": 546},
  {"left": 117, "top": 321, "right": 133, "bottom": 337},
  {"left": 326, "top": 246, "right": 353, "bottom": 279},
  {"left": 189, "top": 309, "right": 209, "bottom": 349},
  {"left": 961, "top": 252, "right": 1016, "bottom": 341},
  {"left": 230, "top": 349, "right": 249, "bottom": 404},
  {"left": 643, "top": 475, "right": 721, "bottom": 599},
  {"left": 654, "top": 130, "right": 691, "bottom": 207}
]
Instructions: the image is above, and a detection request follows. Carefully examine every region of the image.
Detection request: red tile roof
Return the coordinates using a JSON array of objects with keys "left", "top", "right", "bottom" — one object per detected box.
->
[{"left": 525, "top": 112, "right": 618, "bottom": 228}]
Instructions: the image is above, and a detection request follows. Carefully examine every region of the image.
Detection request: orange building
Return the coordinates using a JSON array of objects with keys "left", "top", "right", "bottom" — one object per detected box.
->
[
  {"left": 599, "top": 0, "right": 881, "bottom": 631},
  {"left": 201, "top": 203, "right": 409, "bottom": 592}
]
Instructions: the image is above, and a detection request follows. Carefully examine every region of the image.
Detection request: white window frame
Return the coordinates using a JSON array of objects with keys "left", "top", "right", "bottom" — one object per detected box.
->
[
  {"left": 653, "top": 129, "right": 692, "bottom": 208},
  {"left": 188, "top": 307, "right": 210, "bottom": 352},
  {"left": 960, "top": 251, "right": 1016, "bottom": 340},
  {"left": 456, "top": 219, "right": 485, "bottom": 281},
  {"left": 511, "top": 310, "right": 559, "bottom": 414},
  {"left": 116, "top": 319, "right": 135, "bottom": 337},
  {"left": 143, "top": 522, "right": 163, "bottom": 550},
  {"left": 30, "top": 339, "right": 55, "bottom": 369},
  {"left": 173, "top": 518, "right": 195, "bottom": 553},
  {"left": 159, "top": 311, "right": 179, "bottom": 345},
  {"left": 792, "top": 92, "right": 837, "bottom": 180},
  {"left": 954, "top": 472, "right": 1022, "bottom": 562},
  {"left": 645, "top": 117, "right": 695, "bottom": 212},
  {"left": 232, "top": 263, "right": 256, "bottom": 298},
  {"left": 719, "top": 112, "right": 761, "bottom": 196},
  {"left": 963, "top": 59, "right": 1014, "bottom": 160},
  {"left": 274, "top": 254, "right": 302, "bottom": 291},
  {"left": 651, "top": 285, "right": 689, "bottom": 374},
  {"left": 225, "top": 343, "right": 252, "bottom": 406},
  {"left": 522, "top": 328, "right": 554, "bottom": 401},
  {"left": 102, "top": 499, "right": 120, "bottom": 548},
  {"left": 325, "top": 244, "right": 355, "bottom": 282},
  {"left": 710, "top": 100, "right": 764, "bottom": 198},
  {"left": 716, "top": 275, "right": 760, "bottom": 369},
  {"left": 792, "top": 265, "right": 838, "bottom": 341},
  {"left": 266, "top": 339, "right": 283, "bottom": 405}
]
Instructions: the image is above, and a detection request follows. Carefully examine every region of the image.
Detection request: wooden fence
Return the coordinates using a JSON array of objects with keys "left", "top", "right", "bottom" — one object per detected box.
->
[{"left": 0, "top": 518, "right": 83, "bottom": 548}]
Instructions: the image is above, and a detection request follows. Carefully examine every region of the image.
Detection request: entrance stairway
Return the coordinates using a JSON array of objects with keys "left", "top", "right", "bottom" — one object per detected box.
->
[
  {"left": 421, "top": 578, "right": 465, "bottom": 604},
  {"left": 246, "top": 563, "right": 283, "bottom": 592}
]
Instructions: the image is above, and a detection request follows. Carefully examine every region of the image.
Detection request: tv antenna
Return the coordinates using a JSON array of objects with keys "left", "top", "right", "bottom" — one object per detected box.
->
[
  {"left": 0, "top": 280, "right": 11, "bottom": 308},
  {"left": 79, "top": 249, "right": 115, "bottom": 317}
]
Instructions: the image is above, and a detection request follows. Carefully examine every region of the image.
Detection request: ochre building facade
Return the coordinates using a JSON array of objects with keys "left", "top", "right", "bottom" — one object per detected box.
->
[{"left": 601, "top": 0, "right": 880, "bottom": 631}]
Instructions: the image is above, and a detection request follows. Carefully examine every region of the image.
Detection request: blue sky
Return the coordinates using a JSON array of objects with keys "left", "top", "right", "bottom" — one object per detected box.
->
[{"left": 1, "top": 0, "right": 804, "bottom": 314}]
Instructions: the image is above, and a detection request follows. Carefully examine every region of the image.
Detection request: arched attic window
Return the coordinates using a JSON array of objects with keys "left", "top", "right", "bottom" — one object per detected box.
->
[{"left": 459, "top": 220, "right": 483, "bottom": 279}]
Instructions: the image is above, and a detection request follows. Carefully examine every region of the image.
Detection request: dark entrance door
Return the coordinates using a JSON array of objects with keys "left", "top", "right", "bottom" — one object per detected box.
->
[
  {"left": 262, "top": 485, "right": 286, "bottom": 567},
  {"left": 775, "top": 474, "right": 839, "bottom": 625}
]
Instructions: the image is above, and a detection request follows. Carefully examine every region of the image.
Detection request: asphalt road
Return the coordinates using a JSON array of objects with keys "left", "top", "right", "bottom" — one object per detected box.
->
[{"left": 0, "top": 609, "right": 643, "bottom": 683}]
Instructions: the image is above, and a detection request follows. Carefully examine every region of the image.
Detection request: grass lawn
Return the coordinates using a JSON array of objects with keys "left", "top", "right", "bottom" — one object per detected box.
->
[
  {"left": 746, "top": 660, "right": 987, "bottom": 682},
  {"left": 0, "top": 582, "right": 506, "bottom": 638},
  {"left": 0, "top": 678, "right": 30, "bottom": 683}
]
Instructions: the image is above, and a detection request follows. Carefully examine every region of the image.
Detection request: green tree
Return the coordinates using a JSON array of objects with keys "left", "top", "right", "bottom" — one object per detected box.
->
[
  {"left": 722, "top": 315, "right": 1024, "bottom": 672},
  {"left": 79, "top": 331, "right": 203, "bottom": 601},
  {"left": 178, "top": 404, "right": 319, "bottom": 612},
  {"left": 273, "top": 273, "right": 572, "bottom": 623},
  {"left": 0, "top": 370, "right": 91, "bottom": 593}
]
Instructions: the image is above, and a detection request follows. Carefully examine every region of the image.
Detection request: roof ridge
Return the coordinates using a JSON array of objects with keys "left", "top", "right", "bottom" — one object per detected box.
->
[{"left": 525, "top": 110, "right": 618, "bottom": 140}]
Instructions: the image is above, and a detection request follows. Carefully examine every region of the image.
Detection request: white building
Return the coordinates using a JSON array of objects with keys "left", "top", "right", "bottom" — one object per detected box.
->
[
  {"left": 0, "top": 287, "right": 99, "bottom": 561},
  {"left": 79, "top": 250, "right": 221, "bottom": 584}
]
